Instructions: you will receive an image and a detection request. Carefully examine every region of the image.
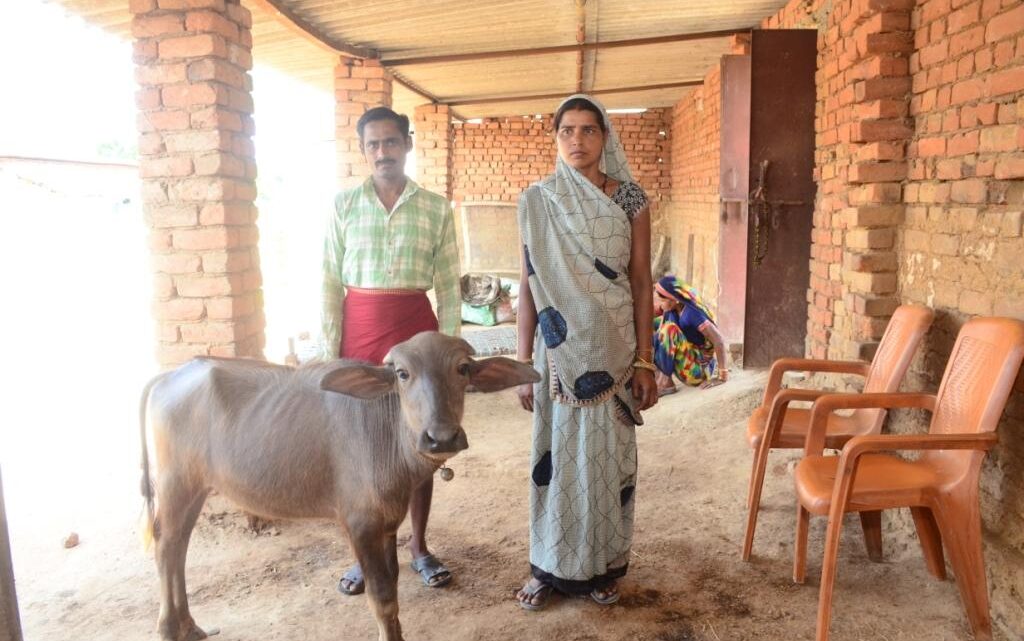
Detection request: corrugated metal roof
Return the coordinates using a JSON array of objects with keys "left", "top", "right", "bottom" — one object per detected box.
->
[{"left": 49, "top": 0, "right": 790, "bottom": 118}]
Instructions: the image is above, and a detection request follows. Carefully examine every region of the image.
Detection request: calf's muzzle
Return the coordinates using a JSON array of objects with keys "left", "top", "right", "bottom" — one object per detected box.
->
[{"left": 417, "top": 424, "right": 468, "bottom": 455}]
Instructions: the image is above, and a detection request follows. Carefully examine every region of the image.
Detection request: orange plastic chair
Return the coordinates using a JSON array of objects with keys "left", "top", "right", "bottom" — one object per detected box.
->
[
  {"left": 793, "top": 316, "right": 1024, "bottom": 641},
  {"left": 742, "top": 305, "right": 934, "bottom": 560}
]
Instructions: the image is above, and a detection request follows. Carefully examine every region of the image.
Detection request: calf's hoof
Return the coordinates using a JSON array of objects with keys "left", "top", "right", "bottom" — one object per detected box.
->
[
  {"left": 159, "top": 618, "right": 211, "bottom": 641},
  {"left": 181, "top": 624, "right": 210, "bottom": 641}
]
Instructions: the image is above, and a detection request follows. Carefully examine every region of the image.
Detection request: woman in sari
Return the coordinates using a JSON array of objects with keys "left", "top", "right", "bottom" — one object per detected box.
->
[
  {"left": 652, "top": 275, "right": 729, "bottom": 393},
  {"left": 514, "top": 95, "right": 658, "bottom": 610}
]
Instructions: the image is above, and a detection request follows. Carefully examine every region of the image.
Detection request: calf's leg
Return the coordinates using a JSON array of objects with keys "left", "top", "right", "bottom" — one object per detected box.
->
[
  {"left": 155, "top": 475, "right": 209, "bottom": 641},
  {"left": 350, "top": 527, "right": 403, "bottom": 641},
  {"left": 171, "top": 490, "right": 210, "bottom": 641}
]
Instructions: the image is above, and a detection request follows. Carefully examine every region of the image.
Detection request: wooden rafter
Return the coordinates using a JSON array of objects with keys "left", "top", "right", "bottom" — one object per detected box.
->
[
  {"left": 446, "top": 80, "right": 703, "bottom": 107},
  {"left": 575, "top": 0, "right": 586, "bottom": 94},
  {"left": 383, "top": 27, "right": 750, "bottom": 66},
  {"left": 390, "top": 72, "right": 440, "bottom": 104},
  {"left": 388, "top": 72, "right": 469, "bottom": 121},
  {"left": 247, "top": 0, "right": 378, "bottom": 59}
]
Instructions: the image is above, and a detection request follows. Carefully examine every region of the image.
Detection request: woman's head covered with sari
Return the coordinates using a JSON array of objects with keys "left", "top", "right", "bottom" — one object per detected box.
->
[
  {"left": 655, "top": 275, "right": 716, "bottom": 323},
  {"left": 552, "top": 94, "right": 634, "bottom": 184}
]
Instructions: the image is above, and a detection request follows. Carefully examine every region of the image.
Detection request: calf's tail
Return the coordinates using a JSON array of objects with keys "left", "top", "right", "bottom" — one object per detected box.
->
[{"left": 139, "top": 375, "right": 161, "bottom": 551}]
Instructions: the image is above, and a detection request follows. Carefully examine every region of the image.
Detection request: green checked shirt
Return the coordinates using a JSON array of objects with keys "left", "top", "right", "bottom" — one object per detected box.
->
[{"left": 321, "top": 177, "right": 461, "bottom": 359}]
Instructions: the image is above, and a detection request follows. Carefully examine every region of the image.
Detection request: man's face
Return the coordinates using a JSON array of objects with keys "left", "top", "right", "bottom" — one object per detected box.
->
[{"left": 360, "top": 119, "right": 411, "bottom": 181}]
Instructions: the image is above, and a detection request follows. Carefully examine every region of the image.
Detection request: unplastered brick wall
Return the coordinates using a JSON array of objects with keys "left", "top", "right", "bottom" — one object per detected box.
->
[
  {"left": 131, "top": 0, "right": 265, "bottom": 367},
  {"left": 807, "top": 0, "right": 918, "bottom": 363},
  {"left": 667, "top": 67, "right": 722, "bottom": 308},
  {"left": 414, "top": 103, "right": 453, "bottom": 200},
  {"left": 897, "top": 0, "right": 1024, "bottom": 633},
  {"left": 450, "top": 110, "right": 672, "bottom": 231}
]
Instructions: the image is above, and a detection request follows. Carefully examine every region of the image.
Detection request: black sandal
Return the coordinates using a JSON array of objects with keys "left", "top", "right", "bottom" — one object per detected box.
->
[{"left": 410, "top": 553, "right": 452, "bottom": 588}]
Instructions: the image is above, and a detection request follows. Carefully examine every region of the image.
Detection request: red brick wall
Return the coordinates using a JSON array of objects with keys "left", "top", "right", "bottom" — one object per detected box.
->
[
  {"left": 667, "top": 67, "right": 722, "bottom": 306},
  {"left": 132, "top": 0, "right": 264, "bottom": 366},
  {"left": 903, "top": 0, "right": 1024, "bottom": 319},
  {"left": 809, "top": 0, "right": 916, "bottom": 362},
  {"left": 899, "top": 2, "right": 1024, "bottom": 632},
  {"left": 414, "top": 103, "right": 453, "bottom": 199},
  {"left": 450, "top": 110, "right": 672, "bottom": 229}
]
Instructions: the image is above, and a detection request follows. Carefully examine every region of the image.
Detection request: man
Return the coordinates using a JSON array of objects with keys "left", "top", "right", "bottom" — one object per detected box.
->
[{"left": 321, "top": 106, "right": 460, "bottom": 595}]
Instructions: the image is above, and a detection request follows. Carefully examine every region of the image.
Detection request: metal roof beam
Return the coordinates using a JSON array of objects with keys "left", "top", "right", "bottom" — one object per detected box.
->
[
  {"left": 383, "top": 27, "right": 750, "bottom": 67},
  {"left": 446, "top": 80, "right": 703, "bottom": 107}
]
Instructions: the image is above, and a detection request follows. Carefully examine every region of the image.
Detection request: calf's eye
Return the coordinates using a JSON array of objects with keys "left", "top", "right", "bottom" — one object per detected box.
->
[
  {"left": 396, "top": 369, "right": 410, "bottom": 381},
  {"left": 457, "top": 363, "right": 470, "bottom": 376}
]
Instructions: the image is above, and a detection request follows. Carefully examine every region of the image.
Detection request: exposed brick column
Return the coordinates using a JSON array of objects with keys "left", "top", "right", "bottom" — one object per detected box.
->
[
  {"left": 131, "top": 0, "right": 264, "bottom": 367},
  {"left": 413, "top": 104, "right": 453, "bottom": 199},
  {"left": 335, "top": 59, "right": 392, "bottom": 190},
  {"left": 810, "top": 0, "right": 914, "bottom": 360}
]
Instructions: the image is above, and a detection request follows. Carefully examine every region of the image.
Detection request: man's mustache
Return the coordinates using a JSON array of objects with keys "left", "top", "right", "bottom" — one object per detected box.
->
[{"left": 375, "top": 159, "right": 396, "bottom": 166}]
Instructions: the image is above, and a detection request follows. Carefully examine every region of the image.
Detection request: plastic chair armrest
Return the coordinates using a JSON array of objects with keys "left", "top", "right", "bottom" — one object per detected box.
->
[
  {"left": 804, "top": 392, "right": 937, "bottom": 455},
  {"left": 761, "top": 358, "right": 871, "bottom": 406},
  {"left": 841, "top": 433, "right": 999, "bottom": 462},
  {"left": 760, "top": 388, "right": 830, "bottom": 449}
]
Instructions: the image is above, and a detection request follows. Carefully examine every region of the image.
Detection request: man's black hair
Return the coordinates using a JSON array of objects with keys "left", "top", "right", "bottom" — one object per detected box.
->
[{"left": 356, "top": 107, "right": 411, "bottom": 140}]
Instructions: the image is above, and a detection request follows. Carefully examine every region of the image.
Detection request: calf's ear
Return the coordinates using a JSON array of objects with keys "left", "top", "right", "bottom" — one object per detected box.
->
[
  {"left": 468, "top": 357, "right": 541, "bottom": 392},
  {"left": 321, "top": 365, "right": 396, "bottom": 399}
]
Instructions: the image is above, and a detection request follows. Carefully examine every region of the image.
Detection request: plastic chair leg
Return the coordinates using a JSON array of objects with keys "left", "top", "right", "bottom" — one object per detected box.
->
[
  {"left": 910, "top": 506, "right": 946, "bottom": 580},
  {"left": 814, "top": 510, "right": 844, "bottom": 641},
  {"left": 793, "top": 504, "right": 810, "bottom": 584},
  {"left": 936, "top": 493, "right": 992, "bottom": 641},
  {"left": 742, "top": 441, "right": 772, "bottom": 561},
  {"left": 859, "top": 510, "right": 883, "bottom": 562}
]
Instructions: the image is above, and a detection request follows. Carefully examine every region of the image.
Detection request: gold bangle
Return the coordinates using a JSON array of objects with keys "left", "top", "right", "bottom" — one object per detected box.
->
[
  {"left": 633, "top": 360, "right": 657, "bottom": 372},
  {"left": 518, "top": 357, "right": 534, "bottom": 365}
]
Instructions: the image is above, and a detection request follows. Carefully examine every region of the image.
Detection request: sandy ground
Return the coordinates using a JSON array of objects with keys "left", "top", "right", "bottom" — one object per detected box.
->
[{"left": 10, "top": 368, "right": 1004, "bottom": 641}]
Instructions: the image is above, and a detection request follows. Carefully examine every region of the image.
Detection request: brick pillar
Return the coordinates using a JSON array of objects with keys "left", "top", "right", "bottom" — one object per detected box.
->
[
  {"left": 335, "top": 59, "right": 392, "bottom": 190},
  {"left": 809, "top": 0, "right": 913, "bottom": 361},
  {"left": 131, "top": 0, "right": 264, "bottom": 368},
  {"left": 413, "top": 104, "right": 453, "bottom": 199}
]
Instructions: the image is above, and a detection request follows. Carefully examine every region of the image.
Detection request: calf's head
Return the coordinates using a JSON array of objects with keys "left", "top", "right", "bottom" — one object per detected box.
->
[{"left": 320, "top": 332, "right": 540, "bottom": 460}]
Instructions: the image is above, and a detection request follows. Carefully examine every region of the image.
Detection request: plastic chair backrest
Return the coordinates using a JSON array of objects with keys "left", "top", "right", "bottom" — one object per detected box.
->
[
  {"left": 855, "top": 305, "right": 936, "bottom": 431},
  {"left": 924, "top": 317, "right": 1024, "bottom": 468}
]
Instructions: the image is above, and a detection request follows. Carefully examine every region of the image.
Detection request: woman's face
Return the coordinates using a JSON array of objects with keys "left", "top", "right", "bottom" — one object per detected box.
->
[
  {"left": 555, "top": 108, "right": 606, "bottom": 172},
  {"left": 653, "top": 291, "right": 677, "bottom": 314}
]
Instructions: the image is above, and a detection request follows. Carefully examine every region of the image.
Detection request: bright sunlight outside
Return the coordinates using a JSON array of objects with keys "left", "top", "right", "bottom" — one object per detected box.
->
[{"left": 0, "top": 3, "right": 338, "bottom": 632}]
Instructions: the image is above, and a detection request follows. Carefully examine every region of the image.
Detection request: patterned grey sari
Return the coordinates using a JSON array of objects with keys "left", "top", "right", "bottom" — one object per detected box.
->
[{"left": 517, "top": 94, "right": 648, "bottom": 594}]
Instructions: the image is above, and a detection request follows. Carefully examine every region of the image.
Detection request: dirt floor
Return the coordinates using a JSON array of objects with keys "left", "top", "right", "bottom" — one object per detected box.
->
[{"left": 11, "top": 368, "right": 1006, "bottom": 641}]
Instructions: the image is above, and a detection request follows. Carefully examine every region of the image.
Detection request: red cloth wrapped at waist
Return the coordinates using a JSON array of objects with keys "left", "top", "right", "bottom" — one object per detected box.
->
[{"left": 340, "top": 287, "right": 439, "bottom": 365}]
